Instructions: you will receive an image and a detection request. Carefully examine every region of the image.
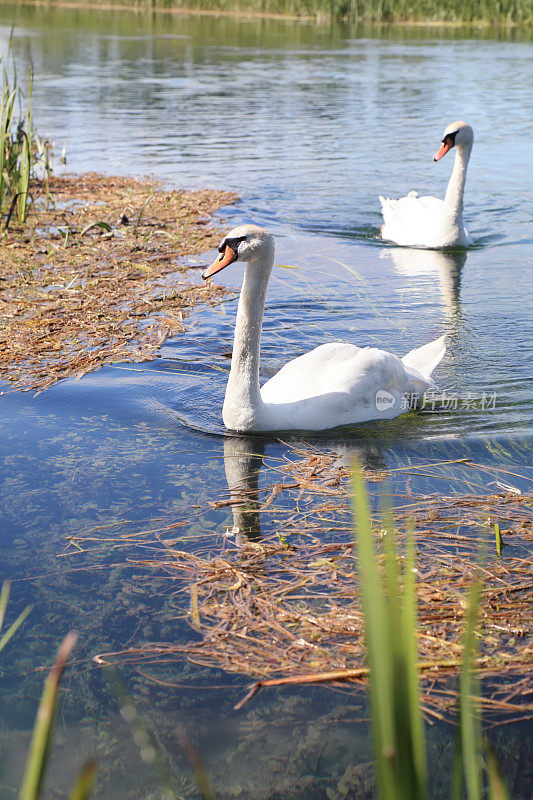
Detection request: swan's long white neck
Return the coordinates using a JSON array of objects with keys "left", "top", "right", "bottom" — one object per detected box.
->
[
  {"left": 222, "top": 245, "right": 274, "bottom": 430},
  {"left": 444, "top": 141, "right": 472, "bottom": 222}
]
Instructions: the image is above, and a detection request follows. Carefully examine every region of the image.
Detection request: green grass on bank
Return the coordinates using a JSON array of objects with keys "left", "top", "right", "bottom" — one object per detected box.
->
[{"left": 30, "top": 0, "right": 533, "bottom": 25}]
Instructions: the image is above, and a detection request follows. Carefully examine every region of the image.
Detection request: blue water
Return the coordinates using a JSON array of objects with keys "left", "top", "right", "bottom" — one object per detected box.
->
[{"left": 0, "top": 6, "right": 531, "bottom": 799}]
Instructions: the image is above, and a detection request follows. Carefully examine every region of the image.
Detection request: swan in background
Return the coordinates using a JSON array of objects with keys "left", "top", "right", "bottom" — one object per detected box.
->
[
  {"left": 383, "top": 247, "right": 467, "bottom": 317},
  {"left": 379, "top": 121, "right": 474, "bottom": 249},
  {"left": 203, "top": 224, "right": 447, "bottom": 432}
]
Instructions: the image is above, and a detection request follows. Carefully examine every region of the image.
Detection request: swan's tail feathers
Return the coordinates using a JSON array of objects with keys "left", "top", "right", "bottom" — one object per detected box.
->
[
  {"left": 379, "top": 197, "right": 395, "bottom": 235},
  {"left": 402, "top": 335, "right": 447, "bottom": 381}
]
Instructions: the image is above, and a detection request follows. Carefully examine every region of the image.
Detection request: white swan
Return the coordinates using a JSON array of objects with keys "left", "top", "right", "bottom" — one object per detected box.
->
[
  {"left": 202, "top": 224, "right": 446, "bottom": 433},
  {"left": 379, "top": 121, "right": 473, "bottom": 249}
]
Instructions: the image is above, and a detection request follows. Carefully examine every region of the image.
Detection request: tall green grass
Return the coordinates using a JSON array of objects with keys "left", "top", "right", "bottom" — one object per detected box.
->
[
  {"left": 0, "top": 64, "right": 32, "bottom": 224},
  {"left": 351, "top": 467, "right": 510, "bottom": 800},
  {"left": 62, "top": 0, "right": 532, "bottom": 25}
]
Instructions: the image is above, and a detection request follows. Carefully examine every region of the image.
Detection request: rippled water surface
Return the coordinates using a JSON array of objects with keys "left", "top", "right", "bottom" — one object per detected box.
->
[{"left": 0, "top": 5, "right": 532, "bottom": 799}]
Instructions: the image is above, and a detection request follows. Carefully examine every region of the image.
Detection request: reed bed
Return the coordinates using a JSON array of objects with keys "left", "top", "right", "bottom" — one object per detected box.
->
[
  {"left": 0, "top": 173, "right": 237, "bottom": 392},
  {"left": 50, "top": 1, "right": 533, "bottom": 25},
  {"left": 0, "top": 42, "right": 53, "bottom": 227},
  {"left": 89, "top": 446, "right": 532, "bottom": 723}
]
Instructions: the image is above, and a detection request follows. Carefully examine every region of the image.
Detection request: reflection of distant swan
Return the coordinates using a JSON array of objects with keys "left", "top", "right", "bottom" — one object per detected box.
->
[
  {"left": 223, "top": 436, "right": 265, "bottom": 542},
  {"left": 385, "top": 247, "right": 466, "bottom": 316}
]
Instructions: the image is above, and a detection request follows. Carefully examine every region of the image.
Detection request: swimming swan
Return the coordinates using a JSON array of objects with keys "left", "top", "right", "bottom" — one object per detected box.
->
[
  {"left": 379, "top": 121, "right": 473, "bottom": 249},
  {"left": 203, "top": 225, "right": 446, "bottom": 432}
]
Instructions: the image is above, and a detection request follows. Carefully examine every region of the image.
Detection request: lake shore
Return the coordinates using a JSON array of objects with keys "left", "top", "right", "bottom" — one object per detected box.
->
[
  {"left": 11, "top": 0, "right": 532, "bottom": 26},
  {"left": 0, "top": 173, "right": 238, "bottom": 393}
]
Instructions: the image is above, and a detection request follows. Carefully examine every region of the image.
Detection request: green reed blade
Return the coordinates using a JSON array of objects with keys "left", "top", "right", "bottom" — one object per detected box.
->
[
  {"left": 399, "top": 522, "right": 426, "bottom": 798},
  {"left": 486, "top": 741, "right": 511, "bottom": 800},
  {"left": 0, "top": 580, "right": 10, "bottom": 631},
  {"left": 451, "top": 731, "right": 463, "bottom": 800},
  {"left": 17, "top": 130, "right": 31, "bottom": 223},
  {"left": 19, "top": 632, "right": 78, "bottom": 800},
  {"left": 80, "top": 220, "right": 112, "bottom": 236},
  {"left": 0, "top": 87, "right": 17, "bottom": 213},
  {"left": 68, "top": 759, "right": 97, "bottom": 800},
  {"left": 494, "top": 523, "right": 503, "bottom": 557},
  {"left": 0, "top": 603, "right": 33, "bottom": 653},
  {"left": 0, "top": 44, "right": 45, "bottom": 225},
  {"left": 352, "top": 467, "right": 427, "bottom": 800},
  {"left": 0, "top": 581, "right": 33, "bottom": 654},
  {"left": 351, "top": 465, "right": 396, "bottom": 799},
  {"left": 382, "top": 507, "right": 426, "bottom": 800},
  {"left": 457, "top": 574, "right": 483, "bottom": 800},
  {"left": 134, "top": 192, "right": 153, "bottom": 235}
]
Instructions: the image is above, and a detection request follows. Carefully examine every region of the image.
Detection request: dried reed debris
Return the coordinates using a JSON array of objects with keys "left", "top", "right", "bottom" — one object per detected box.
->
[
  {"left": 89, "top": 448, "right": 532, "bottom": 720},
  {"left": 0, "top": 173, "right": 238, "bottom": 391}
]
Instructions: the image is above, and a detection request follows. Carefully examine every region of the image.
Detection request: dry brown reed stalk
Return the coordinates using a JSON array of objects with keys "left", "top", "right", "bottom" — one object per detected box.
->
[
  {"left": 87, "top": 447, "right": 532, "bottom": 722},
  {"left": 0, "top": 173, "right": 238, "bottom": 392}
]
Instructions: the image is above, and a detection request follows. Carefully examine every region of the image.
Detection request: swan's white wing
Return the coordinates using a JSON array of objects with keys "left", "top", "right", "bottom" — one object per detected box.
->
[
  {"left": 261, "top": 343, "right": 362, "bottom": 403},
  {"left": 259, "top": 344, "right": 422, "bottom": 429},
  {"left": 380, "top": 192, "right": 445, "bottom": 247}
]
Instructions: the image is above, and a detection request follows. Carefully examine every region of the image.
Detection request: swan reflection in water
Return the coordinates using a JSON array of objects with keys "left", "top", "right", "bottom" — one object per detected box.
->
[
  {"left": 383, "top": 247, "right": 467, "bottom": 317},
  {"left": 223, "top": 435, "right": 265, "bottom": 542},
  {"left": 222, "top": 436, "right": 388, "bottom": 543}
]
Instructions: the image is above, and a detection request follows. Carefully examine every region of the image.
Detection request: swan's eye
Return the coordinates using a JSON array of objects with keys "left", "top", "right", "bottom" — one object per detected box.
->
[
  {"left": 224, "top": 235, "right": 247, "bottom": 252},
  {"left": 442, "top": 131, "right": 458, "bottom": 147}
]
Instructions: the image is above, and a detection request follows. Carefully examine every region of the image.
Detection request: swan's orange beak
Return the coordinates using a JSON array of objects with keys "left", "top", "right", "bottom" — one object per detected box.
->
[
  {"left": 433, "top": 136, "right": 453, "bottom": 162},
  {"left": 202, "top": 245, "right": 238, "bottom": 280}
]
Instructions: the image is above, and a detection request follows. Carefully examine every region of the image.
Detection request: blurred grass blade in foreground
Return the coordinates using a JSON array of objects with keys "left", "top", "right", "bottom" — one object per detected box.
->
[
  {"left": 351, "top": 465, "right": 426, "bottom": 800},
  {"left": 19, "top": 632, "right": 82, "bottom": 800},
  {"left": 69, "top": 759, "right": 97, "bottom": 800},
  {"left": 352, "top": 464, "right": 511, "bottom": 800},
  {"left": 0, "top": 581, "right": 32, "bottom": 653}
]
